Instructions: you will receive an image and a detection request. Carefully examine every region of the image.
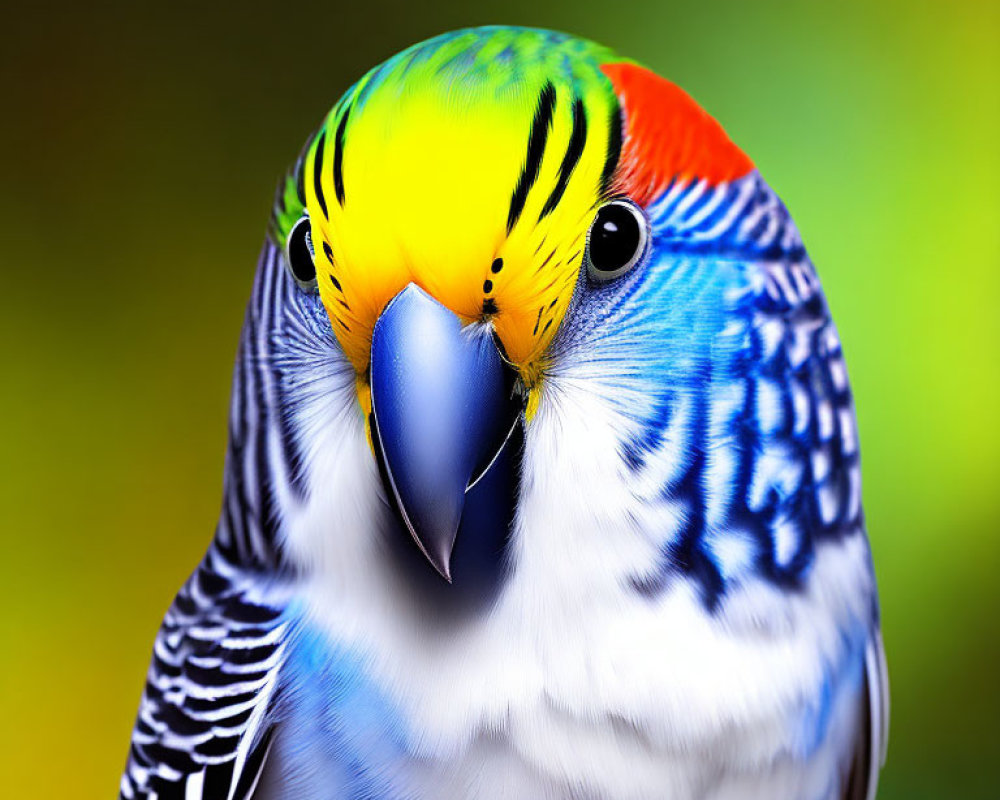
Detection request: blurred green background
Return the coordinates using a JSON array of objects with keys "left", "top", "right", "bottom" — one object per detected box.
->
[{"left": 1, "top": 0, "right": 997, "bottom": 797}]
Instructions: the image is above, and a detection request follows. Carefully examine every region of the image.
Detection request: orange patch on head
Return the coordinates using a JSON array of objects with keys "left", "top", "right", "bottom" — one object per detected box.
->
[{"left": 600, "top": 62, "right": 754, "bottom": 205}]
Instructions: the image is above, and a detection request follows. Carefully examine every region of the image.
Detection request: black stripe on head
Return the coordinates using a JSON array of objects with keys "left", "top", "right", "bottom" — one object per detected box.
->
[
  {"left": 507, "top": 82, "right": 557, "bottom": 234},
  {"left": 539, "top": 96, "right": 587, "bottom": 221},
  {"left": 333, "top": 105, "right": 351, "bottom": 206},
  {"left": 600, "top": 103, "right": 624, "bottom": 195},
  {"left": 313, "top": 132, "right": 329, "bottom": 219}
]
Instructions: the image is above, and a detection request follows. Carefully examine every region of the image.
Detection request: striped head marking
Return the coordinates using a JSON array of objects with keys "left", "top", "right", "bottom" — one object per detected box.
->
[{"left": 271, "top": 27, "right": 753, "bottom": 413}]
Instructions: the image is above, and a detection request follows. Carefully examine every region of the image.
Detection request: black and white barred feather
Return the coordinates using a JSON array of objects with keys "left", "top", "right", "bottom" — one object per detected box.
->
[{"left": 119, "top": 243, "right": 322, "bottom": 800}]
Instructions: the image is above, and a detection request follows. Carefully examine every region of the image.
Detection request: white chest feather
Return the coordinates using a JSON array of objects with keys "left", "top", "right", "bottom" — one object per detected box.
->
[{"left": 272, "top": 387, "right": 874, "bottom": 800}]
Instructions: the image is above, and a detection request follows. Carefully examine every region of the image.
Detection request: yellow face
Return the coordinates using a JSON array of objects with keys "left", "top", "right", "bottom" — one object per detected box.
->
[{"left": 294, "top": 59, "right": 620, "bottom": 417}]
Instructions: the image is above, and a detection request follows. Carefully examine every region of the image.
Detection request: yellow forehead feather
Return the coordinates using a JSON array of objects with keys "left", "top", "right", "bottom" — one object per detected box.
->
[{"left": 286, "top": 29, "right": 622, "bottom": 387}]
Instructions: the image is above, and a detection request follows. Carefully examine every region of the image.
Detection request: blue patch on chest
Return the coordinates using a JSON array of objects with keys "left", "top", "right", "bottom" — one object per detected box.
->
[{"left": 276, "top": 625, "right": 415, "bottom": 799}]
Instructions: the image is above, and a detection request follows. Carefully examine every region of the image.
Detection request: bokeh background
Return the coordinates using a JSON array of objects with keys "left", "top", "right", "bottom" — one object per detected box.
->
[{"left": 1, "top": 0, "right": 997, "bottom": 797}]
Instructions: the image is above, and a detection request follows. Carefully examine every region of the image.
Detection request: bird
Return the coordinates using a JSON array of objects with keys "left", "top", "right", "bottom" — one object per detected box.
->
[{"left": 119, "top": 25, "right": 888, "bottom": 800}]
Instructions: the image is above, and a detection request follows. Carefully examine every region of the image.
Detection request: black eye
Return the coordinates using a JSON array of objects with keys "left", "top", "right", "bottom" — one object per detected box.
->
[
  {"left": 585, "top": 199, "right": 648, "bottom": 281},
  {"left": 285, "top": 216, "right": 317, "bottom": 289}
]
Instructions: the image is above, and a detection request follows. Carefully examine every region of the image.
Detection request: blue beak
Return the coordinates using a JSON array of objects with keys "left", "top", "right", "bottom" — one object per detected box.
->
[{"left": 369, "top": 284, "right": 522, "bottom": 581}]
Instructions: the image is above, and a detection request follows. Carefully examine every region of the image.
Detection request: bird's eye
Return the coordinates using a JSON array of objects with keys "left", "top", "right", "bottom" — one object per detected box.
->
[
  {"left": 285, "top": 215, "right": 317, "bottom": 289},
  {"left": 585, "top": 199, "right": 649, "bottom": 282}
]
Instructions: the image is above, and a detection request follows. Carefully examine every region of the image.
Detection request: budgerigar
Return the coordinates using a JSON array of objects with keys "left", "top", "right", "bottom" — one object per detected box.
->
[{"left": 120, "top": 26, "right": 888, "bottom": 800}]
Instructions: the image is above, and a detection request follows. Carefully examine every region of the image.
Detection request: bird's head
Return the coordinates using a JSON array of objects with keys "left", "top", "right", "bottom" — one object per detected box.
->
[{"left": 250, "top": 27, "right": 835, "bottom": 605}]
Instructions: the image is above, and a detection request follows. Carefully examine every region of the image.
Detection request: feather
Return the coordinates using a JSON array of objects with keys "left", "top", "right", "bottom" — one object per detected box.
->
[{"left": 118, "top": 543, "right": 289, "bottom": 800}]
